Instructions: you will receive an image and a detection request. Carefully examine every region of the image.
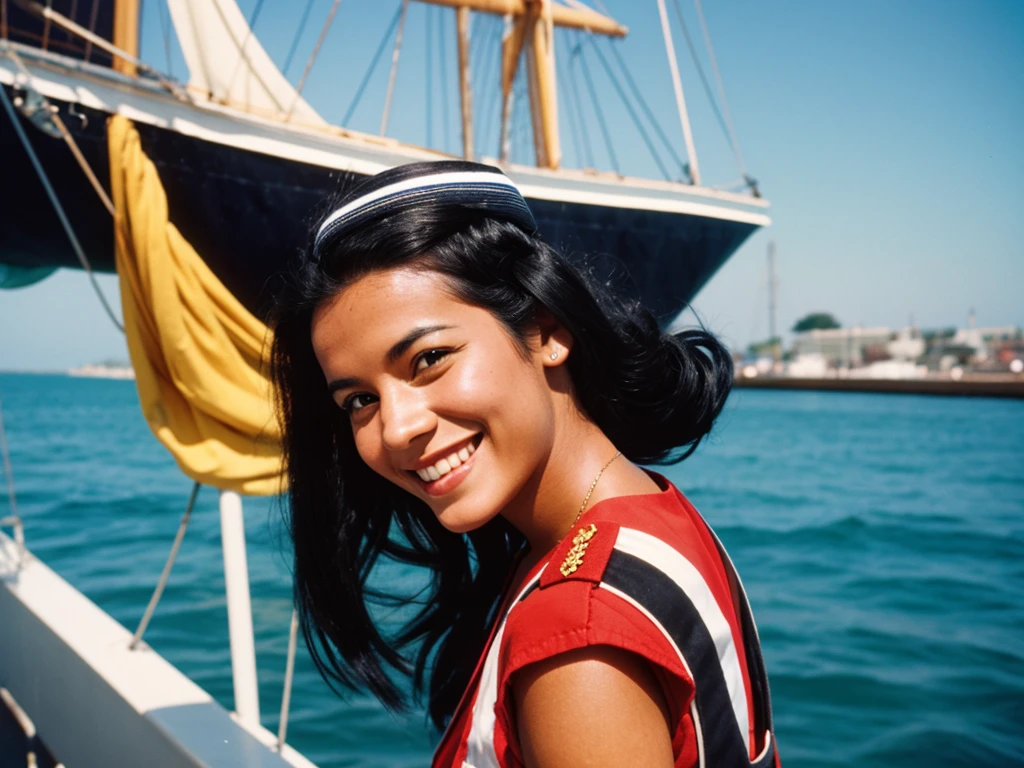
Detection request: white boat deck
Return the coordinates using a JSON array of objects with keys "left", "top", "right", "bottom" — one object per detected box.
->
[{"left": 0, "top": 530, "right": 318, "bottom": 768}]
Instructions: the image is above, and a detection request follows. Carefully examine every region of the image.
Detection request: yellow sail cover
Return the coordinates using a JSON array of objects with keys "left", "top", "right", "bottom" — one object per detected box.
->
[{"left": 108, "top": 115, "right": 282, "bottom": 495}]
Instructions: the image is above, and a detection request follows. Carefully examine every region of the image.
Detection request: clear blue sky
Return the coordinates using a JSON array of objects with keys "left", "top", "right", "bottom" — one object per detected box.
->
[{"left": 2, "top": 0, "right": 1021, "bottom": 370}]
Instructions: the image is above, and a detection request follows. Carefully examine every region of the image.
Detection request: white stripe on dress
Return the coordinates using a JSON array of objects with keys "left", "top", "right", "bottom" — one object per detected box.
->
[
  {"left": 610, "top": 527, "right": 751, "bottom": 756},
  {"left": 462, "top": 567, "right": 545, "bottom": 768}
]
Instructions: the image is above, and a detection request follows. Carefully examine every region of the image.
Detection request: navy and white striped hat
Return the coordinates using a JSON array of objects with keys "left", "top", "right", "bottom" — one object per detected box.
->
[{"left": 313, "top": 160, "right": 538, "bottom": 262}]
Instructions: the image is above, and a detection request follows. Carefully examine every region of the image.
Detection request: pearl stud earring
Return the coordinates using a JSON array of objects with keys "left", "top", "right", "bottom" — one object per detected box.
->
[{"left": 550, "top": 352, "right": 558, "bottom": 360}]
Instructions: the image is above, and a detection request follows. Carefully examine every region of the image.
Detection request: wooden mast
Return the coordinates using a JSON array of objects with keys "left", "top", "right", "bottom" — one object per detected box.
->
[
  {"left": 417, "top": 0, "right": 625, "bottom": 170},
  {"left": 111, "top": 0, "right": 139, "bottom": 77},
  {"left": 456, "top": 6, "right": 474, "bottom": 160},
  {"left": 529, "top": 0, "right": 559, "bottom": 169}
]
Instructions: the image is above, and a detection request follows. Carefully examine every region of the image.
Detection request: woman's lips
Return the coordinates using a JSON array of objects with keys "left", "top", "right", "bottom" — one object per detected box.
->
[{"left": 409, "top": 435, "right": 482, "bottom": 497}]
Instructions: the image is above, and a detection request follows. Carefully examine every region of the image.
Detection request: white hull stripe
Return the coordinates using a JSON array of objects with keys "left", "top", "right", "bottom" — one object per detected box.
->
[{"left": 462, "top": 568, "right": 545, "bottom": 768}]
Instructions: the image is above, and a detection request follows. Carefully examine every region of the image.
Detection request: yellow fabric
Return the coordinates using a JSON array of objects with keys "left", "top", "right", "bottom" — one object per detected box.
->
[{"left": 108, "top": 115, "right": 282, "bottom": 495}]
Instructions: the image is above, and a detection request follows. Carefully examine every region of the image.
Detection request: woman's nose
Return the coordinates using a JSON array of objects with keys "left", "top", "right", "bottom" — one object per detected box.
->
[{"left": 379, "top": 384, "right": 436, "bottom": 451}]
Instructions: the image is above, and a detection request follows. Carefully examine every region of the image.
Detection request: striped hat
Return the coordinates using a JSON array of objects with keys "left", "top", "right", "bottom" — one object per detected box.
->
[{"left": 313, "top": 160, "right": 538, "bottom": 262}]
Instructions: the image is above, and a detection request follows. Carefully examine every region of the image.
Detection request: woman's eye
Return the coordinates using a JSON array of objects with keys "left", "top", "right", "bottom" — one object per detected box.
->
[
  {"left": 414, "top": 349, "right": 450, "bottom": 373},
  {"left": 342, "top": 393, "right": 377, "bottom": 413}
]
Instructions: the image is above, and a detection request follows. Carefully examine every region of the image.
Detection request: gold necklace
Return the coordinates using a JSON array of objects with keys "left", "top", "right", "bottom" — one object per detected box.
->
[{"left": 569, "top": 450, "right": 622, "bottom": 532}]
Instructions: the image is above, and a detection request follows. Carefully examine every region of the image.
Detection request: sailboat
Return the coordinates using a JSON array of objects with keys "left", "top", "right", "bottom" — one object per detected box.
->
[
  {"left": 0, "top": 1, "right": 769, "bottom": 764},
  {"left": 0, "top": 0, "right": 769, "bottom": 320}
]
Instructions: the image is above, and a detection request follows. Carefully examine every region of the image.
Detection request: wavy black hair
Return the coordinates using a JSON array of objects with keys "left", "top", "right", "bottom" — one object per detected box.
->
[{"left": 270, "top": 165, "right": 733, "bottom": 730}]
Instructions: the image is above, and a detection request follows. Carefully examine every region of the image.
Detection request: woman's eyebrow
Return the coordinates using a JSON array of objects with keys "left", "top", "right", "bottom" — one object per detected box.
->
[
  {"left": 327, "top": 377, "right": 359, "bottom": 395},
  {"left": 386, "top": 324, "right": 453, "bottom": 363}
]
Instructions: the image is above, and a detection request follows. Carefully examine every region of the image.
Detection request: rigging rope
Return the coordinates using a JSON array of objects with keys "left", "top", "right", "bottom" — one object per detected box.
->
[
  {"left": 287, "top": 0, "right": 343, "bottom": 120},
  {"left": 574, "top": 33, "right": 619, "bottom": 174},
  {"left": 0, "top": 397, "right": 18, "bottom": 520},
  {"left": 276, "top": 609, "right": 300, "bottom": 752},
  {"left": 225, "top": 0, "right": 266, "bottom": 97},
  {"left": 282, "top": 0, "right": 316, "bottom": 77},
  {"left": 342, "top": 3, "right": 403, "bottom": 128},
  {"left": 0, "top": 77, "right": 124, "bottom": 332},
  {"left": 566, "top": 38, "right": 595, "bottom": 168},
  {"left": 129, "top": 482, "right": 201, "bottom": 649},
  {"left": 474, "top": 17, "right": 501, "bottom": 158},
  {"left": 606, "top": 38, "right": 687, "bottom": 179},
  {"left": 438, "top": 8, "right": 451, "bottom": 153},
  {"left": 669, "top": 0, "right": 731, "bottom": 167},
  {"left": 692, "top": 0, "right": 748, "bottom": 180},
  {"left": 158, "top": 0, "right": 174, "bottom": 77},
  {"left": 425, "top": 5, "right": 433, "bottom": 147},
  {"left": 585, "top": 34, "right": 670, "bottom": 181},
  {"left": 380, "top": 0, "right": 410, "bottom": 136},
  {"left": 555, "top": 32, "right": 584, "bottom": 169}
]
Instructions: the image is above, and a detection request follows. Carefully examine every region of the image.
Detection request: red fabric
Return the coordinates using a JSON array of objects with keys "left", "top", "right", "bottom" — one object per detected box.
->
[{"left": 432, "top": 475, "right": 775, "bottom": 768}]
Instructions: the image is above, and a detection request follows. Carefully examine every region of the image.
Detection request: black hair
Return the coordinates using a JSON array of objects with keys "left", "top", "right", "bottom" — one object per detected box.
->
[{"left": 270, "top": 168, "right": 733, "bottom": 730}]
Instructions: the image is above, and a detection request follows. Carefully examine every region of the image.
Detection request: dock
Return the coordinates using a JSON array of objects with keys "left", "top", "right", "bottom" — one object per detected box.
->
[{"left": 733, "top": 374, "right": 1024, "bottom": 399}]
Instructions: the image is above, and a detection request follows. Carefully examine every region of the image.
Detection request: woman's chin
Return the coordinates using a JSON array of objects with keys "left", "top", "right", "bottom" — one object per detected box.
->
[{"left": 430, "top": 502, "right": 500, "bottom": 534}]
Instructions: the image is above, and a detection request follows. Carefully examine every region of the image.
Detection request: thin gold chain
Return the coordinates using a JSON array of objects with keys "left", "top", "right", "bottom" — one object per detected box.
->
[{"left": 569, "top": 450, "right": 622, "bottom": 531}]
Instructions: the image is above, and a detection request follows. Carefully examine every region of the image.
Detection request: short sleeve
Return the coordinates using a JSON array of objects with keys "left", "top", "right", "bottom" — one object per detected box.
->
[{"left": 492, "top": 578, "right": 697, "bottom": 767}]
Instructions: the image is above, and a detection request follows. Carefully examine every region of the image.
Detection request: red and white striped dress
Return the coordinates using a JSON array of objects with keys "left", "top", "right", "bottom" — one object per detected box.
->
[{"left": 432, "top": 474, "right": 780, "bottom": 768}]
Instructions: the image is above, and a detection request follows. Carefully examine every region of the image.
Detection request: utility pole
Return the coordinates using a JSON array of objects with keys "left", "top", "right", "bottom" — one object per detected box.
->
[{"left": 768, "top": 241, "right": 778, "bottom": 364}]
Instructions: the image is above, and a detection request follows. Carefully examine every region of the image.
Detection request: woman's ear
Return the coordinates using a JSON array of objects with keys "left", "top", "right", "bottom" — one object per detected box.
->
[{"left": 534, "top": 309, "right": 574, "bottom": 367}]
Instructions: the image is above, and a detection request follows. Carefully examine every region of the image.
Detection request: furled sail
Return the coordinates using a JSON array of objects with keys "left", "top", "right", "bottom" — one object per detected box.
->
[
  {"left": 108, "top": 115, "right": 283, "bottom": 496},
  {"left": 166, "top": 0, "right": 325, "bottom": 125}
]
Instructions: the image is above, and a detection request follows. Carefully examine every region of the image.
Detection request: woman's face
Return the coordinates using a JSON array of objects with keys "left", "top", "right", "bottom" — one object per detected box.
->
[{"left": 311, "top": 267, "right": 566, "bottom": 533}]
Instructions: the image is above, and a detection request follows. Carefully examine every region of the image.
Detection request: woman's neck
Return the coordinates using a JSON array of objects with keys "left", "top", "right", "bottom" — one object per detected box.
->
[{"left": 500, "top": 406, "right": 659, "bottom": 557}]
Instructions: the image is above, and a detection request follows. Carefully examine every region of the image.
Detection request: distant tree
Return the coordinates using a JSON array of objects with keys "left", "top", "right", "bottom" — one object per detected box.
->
[
  {"left": 747, "top": 337, "right": 782, "bottom": 357},
  {"left": 792, "top": 312, "right": 841, "bottom": 333}
]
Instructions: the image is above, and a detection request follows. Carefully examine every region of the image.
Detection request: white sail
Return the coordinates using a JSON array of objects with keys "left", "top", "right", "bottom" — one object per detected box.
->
[{"left": 166, "top": 0, "right": 325, "bottom": 125}]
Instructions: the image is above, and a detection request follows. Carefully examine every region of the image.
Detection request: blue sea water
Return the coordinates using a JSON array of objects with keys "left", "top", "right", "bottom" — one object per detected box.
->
[{"left": 1, "top": 372, "right": 1022, "bottom": 767}]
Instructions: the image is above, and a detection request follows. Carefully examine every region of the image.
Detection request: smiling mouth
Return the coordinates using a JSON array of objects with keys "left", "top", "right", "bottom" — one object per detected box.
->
[{"left": 409, "top": 434, "right": 483, "bottom": 484}]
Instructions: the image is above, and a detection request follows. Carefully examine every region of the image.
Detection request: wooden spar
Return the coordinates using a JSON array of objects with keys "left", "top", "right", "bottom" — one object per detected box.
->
[
  {"left": 524, "top": 21, "right": 545, "bottom": 167},
  {"left": 432, "top": 0, "right": 622, "bottom": 169},
  {"left": 413, "top": 0, "right": 626, "bottom": 37},
  {"left": 530, "top": 0, "right": 559, "bottom": 168},
  {"left": 499, "top": 13, "right": 529, "bottom": 162},
  {"left": 111, "top": 0, "right": 139, "bottom": 76},
  {"left": 456, "top": 6, "right": 473, "bottom": 160}
]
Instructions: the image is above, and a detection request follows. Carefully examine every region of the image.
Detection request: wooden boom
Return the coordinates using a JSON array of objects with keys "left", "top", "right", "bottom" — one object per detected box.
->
[
  {"left": 435, "top": 0, "right": 625, "bottom": 169},
  {"left": 415, "top": 0, "right": 627, "bottom": 37}
]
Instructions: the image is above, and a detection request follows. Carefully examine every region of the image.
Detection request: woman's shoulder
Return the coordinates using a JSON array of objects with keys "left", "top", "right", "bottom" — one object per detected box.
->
[{"left": 498, "top": 475, "right": 735, "bottom": 683}]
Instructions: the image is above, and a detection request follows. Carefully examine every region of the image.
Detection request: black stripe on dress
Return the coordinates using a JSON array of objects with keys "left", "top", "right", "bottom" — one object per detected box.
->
[{"left": 602, "top": 549, "right": 756, "bottom": 767}]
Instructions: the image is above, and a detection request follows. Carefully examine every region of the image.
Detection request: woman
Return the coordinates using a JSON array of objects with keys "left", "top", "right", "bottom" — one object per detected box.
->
[{"left": 272, "top": 161, "right": 778, "bottom": 767}]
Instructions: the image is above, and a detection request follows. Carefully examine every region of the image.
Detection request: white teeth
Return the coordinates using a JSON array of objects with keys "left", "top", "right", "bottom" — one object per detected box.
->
[{"left": 415, "top": 439, "right": 480, "bottom": 483}]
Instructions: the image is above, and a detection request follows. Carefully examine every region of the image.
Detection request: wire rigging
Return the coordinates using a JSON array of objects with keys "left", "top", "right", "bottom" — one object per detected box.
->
[
  {"left": 287, "top": 0, "right": 344, "bottom": 120},
  {"left": 585, "top": 34, "right": 670, "bottom": 181},
  {"left": 692, "top": 0, "right": 748, "bottom": 180},
  {"left": 474, "top": 17, "right": 502, "bottom": 158},
  {"left": 158, "top": 0, "right": 174, "bottom": 77},
  {"left": 380, "top": 0, "right": 410, "bottom": 136},
  {"left": 0, "top": 77, "right": 123, "bottom": 332},
  {"left": 225, "top": 0, "right": 266, "bottom": 97},
  {"left": 425, "top": 5, "right": 434, "bottom": 148},
  {"left": 606, "top": 38, "right": 687, "bottom": 178},
  {"left": 574, "top": 32, "right": 618, "bottom": 173},
  {"left": 341, "top": 4, "right": 403, "bottom": 127},
  {"left": 282, "top": 0, "right": 316, "bottom": 77},
  {"left": 566, "top": 37, "right": 594, "bottom": 168},
  {"left": 555, "top": 30, "right": 584, "bottom": 169},
  {"left": 438, "top": 8, "right": 451, "bottom": 153}
]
